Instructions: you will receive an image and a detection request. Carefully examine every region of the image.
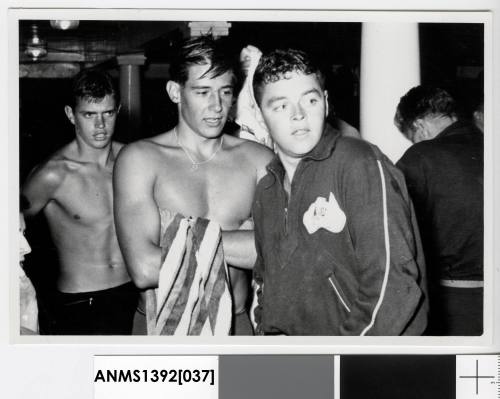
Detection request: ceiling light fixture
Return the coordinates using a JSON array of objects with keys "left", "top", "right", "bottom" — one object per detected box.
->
[
  {"left": 24, "top": 24, "right": 47, "bottom": 61},
  {"left": 50, "top": 20, "right": 79, "bottom": 30},
  {"left": 188, "top": 21, "right": 231, "bottom": 38}
]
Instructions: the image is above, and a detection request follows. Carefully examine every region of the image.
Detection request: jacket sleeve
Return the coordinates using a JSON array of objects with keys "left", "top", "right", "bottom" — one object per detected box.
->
[{"left": 339, "top": 149, "right": 427, "bottom": 335}]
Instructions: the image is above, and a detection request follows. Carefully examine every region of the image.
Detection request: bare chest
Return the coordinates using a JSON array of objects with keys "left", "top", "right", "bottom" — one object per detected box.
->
[
  {"left": 154, "top": 161, "right": 256, "bottom": 229},
  {"left": 49, "top": 167, "right": 114, "bottom": 224}
]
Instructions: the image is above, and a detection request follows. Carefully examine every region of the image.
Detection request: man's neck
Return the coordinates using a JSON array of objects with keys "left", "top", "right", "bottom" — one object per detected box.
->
[
  {"left": 431, "top": 115, "right": 458, "bottom": 136},
  {"left": 73, "top": 140, "right": 114, "bottom": 166},
  {"left": 175, "top": 123, "right": 223, "bottom": 154}
]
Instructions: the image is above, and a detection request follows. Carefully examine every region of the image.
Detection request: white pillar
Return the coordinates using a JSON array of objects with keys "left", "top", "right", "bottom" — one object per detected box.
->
[
  {"left": 116, "top": 53, "right": 146, "bottom": 142},
  {"left": 360, "top": 23, "right": 420, "bottom": 163}
]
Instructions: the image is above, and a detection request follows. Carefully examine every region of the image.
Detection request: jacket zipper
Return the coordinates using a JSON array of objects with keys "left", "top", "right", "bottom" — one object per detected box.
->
[{"left": 284, "top": 207, "right": 288, "bottom": 234}]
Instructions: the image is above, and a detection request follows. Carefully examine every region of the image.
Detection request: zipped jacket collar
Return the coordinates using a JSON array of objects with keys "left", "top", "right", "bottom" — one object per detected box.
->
[{"left": 266, "top": 124, "right": 341, "bottom": 183}]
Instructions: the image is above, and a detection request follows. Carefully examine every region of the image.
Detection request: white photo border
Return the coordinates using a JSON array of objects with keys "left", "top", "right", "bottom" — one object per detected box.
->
[{"left": 7, "top": 7, "right": 498, "bottom": 353}]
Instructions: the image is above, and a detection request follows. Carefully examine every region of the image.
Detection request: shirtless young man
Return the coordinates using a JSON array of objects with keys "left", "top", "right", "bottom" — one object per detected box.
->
[
  {"left": 22, "top": 69, "right": 137, "bottom": 335},
  {"left": 114, "top": 36, "right": 273, "bottom": 335}
]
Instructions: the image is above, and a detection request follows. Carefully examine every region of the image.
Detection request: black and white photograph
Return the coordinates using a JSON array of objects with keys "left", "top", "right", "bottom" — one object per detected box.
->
[
  {"left": 8, "top": 8, "right": 495, "bottom": 344},
  {"left": 2, "top": 3, "right": 500, "bottom": 399}
]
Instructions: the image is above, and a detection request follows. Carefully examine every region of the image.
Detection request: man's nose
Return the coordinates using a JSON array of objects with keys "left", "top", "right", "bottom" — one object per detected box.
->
[
  {"left": 291, "top": 103, "right": 305, "bottom": 121},
  {"left": 209, "top": 92, "right": 223, "bottom": 112},
  {"left": 95, "top": 114, "right": 105, "bottom": 128}
]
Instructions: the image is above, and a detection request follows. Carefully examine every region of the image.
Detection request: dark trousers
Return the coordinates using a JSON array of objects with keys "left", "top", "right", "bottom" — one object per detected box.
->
[
  {"left": 425, "top": 286, "right": 483, "bottom": 336},
  {"left": 231, "top": 309, "right": 254, "bottom": 336},
  {"left": 47, "top": 282, "right": 138, "bottom": 335}
]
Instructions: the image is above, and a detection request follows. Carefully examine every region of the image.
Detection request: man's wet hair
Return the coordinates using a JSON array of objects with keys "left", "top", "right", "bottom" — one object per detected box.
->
[
  {"left": 253, "top": 48, "right": 325, "bottom": 105},
  {"left": 394, "top": 85, "right": 458, "bottom": 137},
  {"left": 68, "top": 68, "right": 119, "bottom": 109},
  {"left": 169, "top": 35, "right": 238, "bottom": 86}
]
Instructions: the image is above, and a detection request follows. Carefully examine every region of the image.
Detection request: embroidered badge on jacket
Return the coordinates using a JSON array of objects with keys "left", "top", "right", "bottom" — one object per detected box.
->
[{"left": 303, "top": 192, "right": 346, "bottom": 234}]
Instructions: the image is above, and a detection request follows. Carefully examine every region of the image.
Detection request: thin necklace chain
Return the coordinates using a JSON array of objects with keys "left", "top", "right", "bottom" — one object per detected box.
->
[{"left": 174, "top": 127, "right": 224, "bottom": 170}]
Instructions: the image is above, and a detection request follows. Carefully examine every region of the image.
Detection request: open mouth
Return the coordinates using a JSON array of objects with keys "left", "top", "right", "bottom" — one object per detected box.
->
[
  {"left": 292, "top": 128, "right": 310, "bottom": 136},
  {"left": 204, "top": 117, "right": 223, "bottom": 127},
  {"left": 93, "top": 133, "right": 108, "bottom": 140}
]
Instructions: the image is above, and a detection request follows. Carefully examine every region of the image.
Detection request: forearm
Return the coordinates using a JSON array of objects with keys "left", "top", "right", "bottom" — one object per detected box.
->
[
  {"left": 120, "top": 241, "right": 162, "bottom": 290},
  {"left": 115, "top": 211, "right": 163, "bottom": 289},
  {"left": 221, "top": 230, "right": 256, "bottom": 269}
]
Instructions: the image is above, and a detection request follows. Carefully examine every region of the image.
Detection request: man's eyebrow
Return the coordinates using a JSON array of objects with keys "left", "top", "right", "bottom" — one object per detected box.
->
[
  {"left": 78, "top": 108, "right": 116, "bottom": 114},
  {"left": 265, "top": 96, "right": 287, "bottom": 106},
  {"left": 189, "top": 84, "right": 234, "bottom": 90},
  {"left": 265, "top": 89, "right": 322, "bottom": 106},
  {"left": 302, "top": 88, "right": 322, "bottom": 96}
]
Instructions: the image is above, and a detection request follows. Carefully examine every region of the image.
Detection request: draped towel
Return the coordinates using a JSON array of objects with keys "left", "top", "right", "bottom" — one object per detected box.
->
[
  {"left": 145, "top": 210, "right": 232, "bottom": 335},
  {"left": 235, "top": 45, "right": 274, "bottom": 149}
]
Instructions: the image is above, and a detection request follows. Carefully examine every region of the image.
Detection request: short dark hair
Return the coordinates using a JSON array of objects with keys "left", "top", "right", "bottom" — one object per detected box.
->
[
  {"left": 68, "top": 68, "right": 119, "bottom": 109},
  {"left": 394, "top": 85, "right": 457, "bottom": 137},
  {"left": 169, "top": 36, "right": 237, "bottom": 86},
  {"left": 253, "top": 48, "right": 325, "bottom": 105}
]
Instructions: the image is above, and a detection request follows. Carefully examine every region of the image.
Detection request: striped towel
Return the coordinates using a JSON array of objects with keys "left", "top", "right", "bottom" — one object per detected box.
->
[{"left": 145, "top": 212, "right": 232, "bottom": 335}]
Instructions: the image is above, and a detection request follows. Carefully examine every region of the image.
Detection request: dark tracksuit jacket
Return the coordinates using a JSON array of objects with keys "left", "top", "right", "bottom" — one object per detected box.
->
[{"left": 253, "top": 125, "right": 428, "bottom": 335}]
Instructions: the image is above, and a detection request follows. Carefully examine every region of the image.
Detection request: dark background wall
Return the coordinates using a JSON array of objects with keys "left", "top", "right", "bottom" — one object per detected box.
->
[{"left": 19, "top": 22, "right": 483, "bottom": 178}]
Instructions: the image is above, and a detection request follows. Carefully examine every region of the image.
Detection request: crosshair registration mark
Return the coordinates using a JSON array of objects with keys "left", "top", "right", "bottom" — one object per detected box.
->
[{"left": 459, "top": 359, "right": 495, "bottom": 395}]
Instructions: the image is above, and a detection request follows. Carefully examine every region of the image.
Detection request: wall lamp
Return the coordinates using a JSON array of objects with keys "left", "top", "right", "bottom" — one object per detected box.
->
[
  {"left": 24, "top": 24, "right": 47, "bottom": 61},
  {"left": 50, "top": 20, "right": 80, "bottom": 30}
]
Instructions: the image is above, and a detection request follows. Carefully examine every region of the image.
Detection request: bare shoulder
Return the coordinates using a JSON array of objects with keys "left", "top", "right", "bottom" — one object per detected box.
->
[
  {"left": 224, "top": 134, "right": 274, "bottom": 167},
  {"left": 116, "top": 137, "right": 160, "bottom": 162},
  {"left": 25, "top": 144, "right": 74, "bottom": 188},
  {"left": 114, "top": 132, "right": 174, "bottom": 172},
  {"left": 21, "top": 145, "right": 77, "bottom": 211}
]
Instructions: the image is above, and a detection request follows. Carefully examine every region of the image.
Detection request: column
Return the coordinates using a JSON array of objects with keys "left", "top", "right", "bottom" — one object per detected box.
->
[
  {"left": 360, "top": 23, "right": 420, "bottom": 163},
  {"left": 116, "top": 53, "right": 146, "bottom": 142}
]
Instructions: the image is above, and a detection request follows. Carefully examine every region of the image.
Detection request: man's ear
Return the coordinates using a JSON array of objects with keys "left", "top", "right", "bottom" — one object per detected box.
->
[
  {"left": 64, "top": 105, "right": 75, "bottom": 125},
  {"left": 411, "top": 118, "right": 430, "bottom": 143},
  {"left": 412, "top": 118, "right": 423, "bottom": 130},
  {"left": 166, "top": 80, "right": 181, "bottom": 104},
  {"left": 324, "top": 90, "right": 329, "bottom": 117}
]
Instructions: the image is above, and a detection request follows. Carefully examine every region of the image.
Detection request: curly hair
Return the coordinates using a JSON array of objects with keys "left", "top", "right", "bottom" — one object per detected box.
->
[
  {"left": 394, "top": 85, "right": 457, "bottom": 137},
  {"left": 252, "top": 48, "right": 325, "bottom": 105}
]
